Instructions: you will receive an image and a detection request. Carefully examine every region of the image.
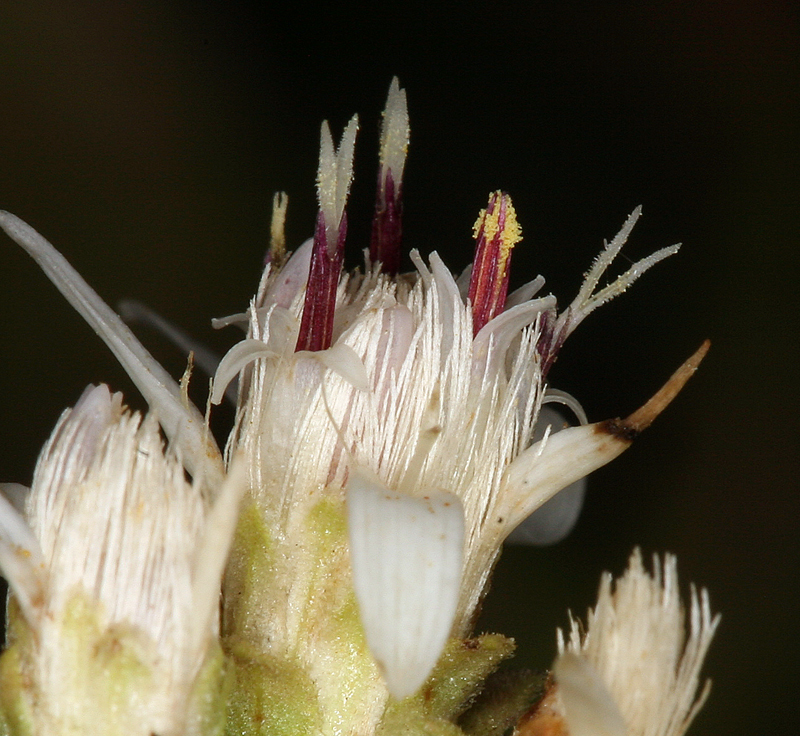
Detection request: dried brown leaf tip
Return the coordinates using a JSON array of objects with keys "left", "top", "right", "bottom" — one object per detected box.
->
[{"left": 599, "top": 339, "right": 711, "bottom": 443}]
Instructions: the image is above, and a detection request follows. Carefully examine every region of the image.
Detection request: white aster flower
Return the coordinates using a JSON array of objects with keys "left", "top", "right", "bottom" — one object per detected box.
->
[
  {"left": 544, "top": 550, "right": 719, "bottom": 736},
  {"left": 0, "top": 385, "right": 244, "bottom": 736},
  {"left": 208, "top": 79, "right": 707, "bottom": 728},
  {"left": 0, "top": 77, "right": 713, "bottom": 736}
]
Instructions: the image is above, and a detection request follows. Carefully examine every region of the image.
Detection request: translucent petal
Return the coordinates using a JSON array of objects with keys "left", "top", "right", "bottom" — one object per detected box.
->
[
  {"left": 505, "top": 275, "right": 546, "bottom": 308},
  {"left": 506, "top": 404, "right": 588, "bottom": 545},
  {"left": 261, "top": 237, "right": 314, "bottom": 309},
  {"left": 505, "top": 479, "right": 586, "bottom": 546},
  {"left": 310, "top": 342, "right": 369, "bottom": 391}
]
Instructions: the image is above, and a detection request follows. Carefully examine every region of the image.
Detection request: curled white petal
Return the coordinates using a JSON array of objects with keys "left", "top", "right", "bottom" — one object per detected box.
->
[
  {"left": 347, "top": 468, "right": 464, "bottom": 699},
  {"left": 472, "top": 296, "right": 556, "bottom": 378},
  {"left": 211, "top": 311, "right": 251, "bottom": 330},
  {"left": 506, "top": 405, "right": 587, "bottom": 545},
  {"left": 211, "top": 338, "right": 278, "bottom": 405},
  {"left": 542, "top": 388, "right": 589, "bottom": 426},
  {"left": 261, "top": 237, "right": 314, "bottom": 309},
  {"left": 505, "top": 275, "right": 546, "bottom": 308}
]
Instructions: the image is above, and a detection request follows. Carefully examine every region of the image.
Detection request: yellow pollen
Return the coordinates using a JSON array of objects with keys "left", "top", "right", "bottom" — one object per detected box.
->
[{"left": 472, "top": 191, "right": 522, "bottom": 279}]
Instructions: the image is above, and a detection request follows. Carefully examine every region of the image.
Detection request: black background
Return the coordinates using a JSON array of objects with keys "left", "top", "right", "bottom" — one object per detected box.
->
[{"left": 0, "top": 2, "right": 797, "bottom": 734}]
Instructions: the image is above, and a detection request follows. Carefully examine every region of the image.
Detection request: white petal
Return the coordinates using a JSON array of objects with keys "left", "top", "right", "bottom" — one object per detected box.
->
[
  {"left": 554, "top": 652, "right": 627, "bottom": 736},
  {"left": 189, "top": 460, "right": 247, "bottom": 651},
  {"left": 0, "top": 491, "right": 46, "bottom": 625},
  {"left": 505, "top": 275, "right": 546, "bottom": 307},
  {"left": 499, "top": 422, "right": 629, "bottom": 538},
  {"left": 211, "top": 339, "right": 278, "bottom": 405},
  {"left": 347, "top": 468, "right": 464, "bottom": 699},
  {"left": 261, "top": 237, "right": 314, "bottom": 309},
  {"left": 506, "top": 405, "right": 587, "bottom": 546},
  {"left": 0, "top": 212, "right": 224, "bottom": 491},
  {"left": 210, "top": 311, "right": 251, "bottom": 330},
  {"left": 472, "top": 297, "right": 555, "bottom": 377},
  {"left": 501, "top": 342, "right": 709, "bottom": 539},
  {"left": 311, "top": 342, "right": 369, "bottom": 391},
  {"left": 541, "top": 389, "right": 588, "bottom": 426}
]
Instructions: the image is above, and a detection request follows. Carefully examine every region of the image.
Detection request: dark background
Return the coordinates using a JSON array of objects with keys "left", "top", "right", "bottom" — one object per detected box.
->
[{"left": 0, "top": 2, "right": 797, "bottom": 734}]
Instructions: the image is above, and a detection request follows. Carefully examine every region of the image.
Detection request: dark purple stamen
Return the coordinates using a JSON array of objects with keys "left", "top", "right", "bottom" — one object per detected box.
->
[
  {"left": 370, "top": 168, "right": 403, "bottom": 275},
  {"left": 535, "top": 309, "right": 566, "bottom": 378},
  {"left": 295, "top": 211, "right": 346, "bottom": 352}
]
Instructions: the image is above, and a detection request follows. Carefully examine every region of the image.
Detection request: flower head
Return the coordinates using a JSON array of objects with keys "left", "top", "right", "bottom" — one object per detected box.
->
[
  {"left": 516, "top": 550, "right": 719, "bottom": 736},
  {"left": 206, "top": 79, "right": 708, "bottom": 723},
  {"left": 0, "top": 77, "right": 713, "bottom": 736},
  {"left": 0, "top": 385, "right": 243, "bottom": 736}
]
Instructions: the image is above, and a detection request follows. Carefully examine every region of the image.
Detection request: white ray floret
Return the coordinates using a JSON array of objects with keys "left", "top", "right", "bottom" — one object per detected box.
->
[{"left": 347, "top": 468, "right": 465, "bottom": 699}]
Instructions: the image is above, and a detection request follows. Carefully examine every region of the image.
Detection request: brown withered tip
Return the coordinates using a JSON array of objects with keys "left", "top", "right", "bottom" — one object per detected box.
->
[{"left": 595, "top": 340, "right": 711, "bottom": 442}]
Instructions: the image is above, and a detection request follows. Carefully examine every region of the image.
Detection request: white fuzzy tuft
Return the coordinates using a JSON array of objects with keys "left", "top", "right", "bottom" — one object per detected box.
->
[
  {"left": 28, "top": 386, "right": 208, "bottom": 667},
  {"left": 557, "top": 549, "right": 719, "bottom": 736},
  {"left": 2, "top": 384, "right": 243, "bottom": 735}
]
